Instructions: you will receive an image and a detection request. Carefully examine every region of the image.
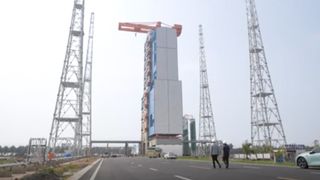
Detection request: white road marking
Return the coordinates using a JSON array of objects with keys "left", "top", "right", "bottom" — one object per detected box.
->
[
  {"left": 243, "top": 166, "right": 260, "bottom": 169},
  {"left": 174, "top": 175, "right": 193, "bottom": 180},
  {"left": 138, "top": 164, "right": 143, "bottom": 167},
  {"left": 149, "top": 168, "right": 158, "bottom": 171},
  {"left": 276, "top": 177, "right": 299, "bottom": 180},
  {"left": 69, "top": 158, "right": 101, "bottom": 180},
  {"left": 90, "top": 159, "right": 103, "bottom": 180},
  {"left": 311, "top": 172, "right": 320, "bottom": 175},
  {"left": 188, "top": 165, "right": 211, "bottom": 170}
]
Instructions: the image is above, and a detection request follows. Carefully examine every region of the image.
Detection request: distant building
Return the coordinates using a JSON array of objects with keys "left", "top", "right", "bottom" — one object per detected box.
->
[
  {"left": 285, "top": 144, "right": 306, "bottom": 162},
  {"left": 183, "top": 115, "right": 196, "bottom": 156}
]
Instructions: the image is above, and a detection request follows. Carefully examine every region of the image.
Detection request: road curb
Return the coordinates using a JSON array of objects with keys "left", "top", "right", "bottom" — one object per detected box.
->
[
  {"left": 68, "top": 158, "right": 102, "bottom": 180},
  {"left": 177, "top": 158, "right": 297, "bottom": 169},
  {"left": 230, "top": 161, "right": 297, "bottom": 169}
]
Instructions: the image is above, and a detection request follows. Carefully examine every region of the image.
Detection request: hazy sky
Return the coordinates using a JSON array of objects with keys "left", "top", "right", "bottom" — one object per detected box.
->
[{"left": 0, "top": 0, "right": 319, "bottom": 147}]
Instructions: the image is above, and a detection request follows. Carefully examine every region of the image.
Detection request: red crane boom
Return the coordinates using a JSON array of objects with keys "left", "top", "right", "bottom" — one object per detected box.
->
[{"left": 118, "top": 21, "right": 182, "bottom": 37}]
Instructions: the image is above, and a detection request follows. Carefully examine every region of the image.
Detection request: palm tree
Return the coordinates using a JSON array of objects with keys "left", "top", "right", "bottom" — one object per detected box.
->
[{"left": 242, "top": 143, "right": 252, "bottom": 159}]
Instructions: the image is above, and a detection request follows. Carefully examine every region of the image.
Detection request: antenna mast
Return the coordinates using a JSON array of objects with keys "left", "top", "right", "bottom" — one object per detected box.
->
[
  {"left": 246, "top": 0, "right": 287, "bottom": 147},
  {"left": 82, "top": 12, "right": 94, "bottom": 155},
  {"left": 48, "top": 0, "right": 85, "bottom": 155},
  {"left": 198, "top": 24, "right": 217, "bottom": 143}
]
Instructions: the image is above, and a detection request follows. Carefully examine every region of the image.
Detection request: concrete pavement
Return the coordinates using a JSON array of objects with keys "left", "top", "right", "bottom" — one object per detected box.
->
[{"left": 82, "top": 157, "right": 320, "bottom": 180}]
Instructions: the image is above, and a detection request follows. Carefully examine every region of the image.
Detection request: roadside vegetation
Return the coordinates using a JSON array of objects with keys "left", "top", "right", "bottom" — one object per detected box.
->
[
  {"left": 0, "top": 157, "right": 97, "bottom": 179},
  {"left": 231, "top": 159, "right": 295, "bottom": 167},
  {"left": 0, "top": 158, "right": 16, "bottom": 164},
  {"left": 22, "top": 157, "right": 97, "bottom": 180}
]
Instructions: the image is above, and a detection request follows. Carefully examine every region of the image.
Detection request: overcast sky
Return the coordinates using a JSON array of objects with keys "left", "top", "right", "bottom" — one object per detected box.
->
[{"left": 0, "top": 0, "right": 319, "bottom": 147}]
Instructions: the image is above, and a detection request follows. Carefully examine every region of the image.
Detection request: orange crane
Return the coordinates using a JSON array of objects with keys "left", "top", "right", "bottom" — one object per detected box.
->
[{"left": 118, "top": 21, "right": 182, "bottom": 37}]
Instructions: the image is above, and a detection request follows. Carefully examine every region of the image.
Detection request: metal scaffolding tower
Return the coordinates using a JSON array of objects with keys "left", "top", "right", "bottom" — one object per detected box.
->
[
  {"left": 27, "top": 138, "right": 47, "bottom": 163},
  {"left": 82, "top": 12, "right": 94, "bottom": 155},
  {"left": 246, "top": 0, "right": 287, "bottom": 147},
  {"left": 198, "top": 24, "right": 217, "bottom": 143},
  {"left": 48, "top": 0, "right": 85, "bottom": 155},
  {"left": 140, "top": 36, "right": 152, "bottom": 155}
]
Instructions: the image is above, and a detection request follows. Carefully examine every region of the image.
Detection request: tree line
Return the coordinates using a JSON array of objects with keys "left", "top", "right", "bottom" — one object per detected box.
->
[{"left": 0, "top": 145, "right": 28, "bottom": 156}]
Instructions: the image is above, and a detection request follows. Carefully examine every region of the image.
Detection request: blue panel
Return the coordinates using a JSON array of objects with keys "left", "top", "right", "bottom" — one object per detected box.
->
[
  {"left": 148, "top": 30, "right": 157, "bottom": 137},
  {"left": 152, "top": 41, "right": 157, "bottom": 69},
  {"left": 148, "top": 87, "right": 155, "bottom": 136},
  {"left": 151, "top": 30, "right": 156, "bottom": 42},
  {"left": 151, "top": 30, "right": 157, "bottom": 85}
]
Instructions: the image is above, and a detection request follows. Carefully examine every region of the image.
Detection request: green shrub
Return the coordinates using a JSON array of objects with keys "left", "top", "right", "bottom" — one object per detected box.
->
[
  {"left": 21, "top": 167, "right": 61, "bottom": 180},
  {"left": 12, "top": 166, "right": 26, "bottom": 174},
  {"left": 25, "top": 165, "right": 38, "bottom": 171},
  {"left": 0, "top": 169, "right": 12, "bottom": 177}
]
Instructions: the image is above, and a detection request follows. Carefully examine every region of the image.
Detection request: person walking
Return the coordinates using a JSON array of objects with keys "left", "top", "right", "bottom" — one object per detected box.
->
[
  {"left": 210, "top": 141, "right": 221, "bottom": 168},
  {"left": 222, "top": 141, "right": 230, "bottom": 168}
]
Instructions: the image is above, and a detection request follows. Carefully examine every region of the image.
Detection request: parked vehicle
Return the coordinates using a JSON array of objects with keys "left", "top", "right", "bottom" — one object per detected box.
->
[
  {"left": 296, "top": 147, "right": 320, "bottom": 169},
  {"left": 101, "top": 152, "right": 110, "bottom": 158},
  {"left": 110, "top": 153, "right": 121, "bottom": 158},
  {"left": 163, "top": 152, "right": 177, "bottom": 159},
  {"left": 146, "top": 147, "right": 161, "bottom": 158}
]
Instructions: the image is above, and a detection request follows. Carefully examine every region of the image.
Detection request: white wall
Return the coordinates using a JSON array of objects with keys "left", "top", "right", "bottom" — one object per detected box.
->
[
  {"left": 154, "top": 80, "right": 169, "bottom": 134},
  {"left": 152, "top": 27, "right": 182, "bottom": 136},
  {"left": 168, "top": 80, "right": 182, "bottom": 134}
]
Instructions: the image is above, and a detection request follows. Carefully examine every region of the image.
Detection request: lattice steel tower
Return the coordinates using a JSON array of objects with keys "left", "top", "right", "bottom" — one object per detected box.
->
[
  {"left": 246, "top": 0, "right": 287, "bottom": 147},
  {"left": 82, "top": 12, "right": 94, "bottom": 155},
  {"left": 198, "top": 24, "right": 217, "bottom": 142},
  {"left": 48, "top": 0, "right": 85, "bottom": 155}
]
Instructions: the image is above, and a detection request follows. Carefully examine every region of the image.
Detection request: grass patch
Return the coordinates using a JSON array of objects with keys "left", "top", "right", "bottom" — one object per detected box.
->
[
  {"left": 12, "top": 166, "right": 27, "bottom": 174},
  {"left": 21, "top": 167, "right": 60, "bottom": 180},
  {"left": 178, "top": 156, "right": 211, "bottom": 161},
  {"left": 0, "top": 169, "right": 12, "bottom": 177},
  {"left": 231, "top": 159, "right": 295, "bottom": 167},
  {"left": 0, "top": 158, "right": 16, "bottom": 164},
  {"left": 8, "top": 157, "right": 98, "bottom": 180},
  {"left": 25, "top": 165, "right": 38, "bottom": 171}
]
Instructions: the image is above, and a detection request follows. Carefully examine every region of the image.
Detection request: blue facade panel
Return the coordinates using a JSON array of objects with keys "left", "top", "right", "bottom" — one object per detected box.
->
[
  {"left": 151, "top": 31, "right": 157, "bottom": 82},
  {"left": 148, "top": 30, "right": 157, "bottom": 136},
  {"left": 148, "top": 87, "right": 155, "bottom": 136}
]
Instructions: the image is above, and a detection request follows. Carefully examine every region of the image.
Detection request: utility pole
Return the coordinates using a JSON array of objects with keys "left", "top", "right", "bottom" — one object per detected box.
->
[
  {"left": 48, "top": 0, "right": 85, "bottom": 156},
  {"left": 198, "top": 24, "right": 217, "bottom": 155},
  {"left": 246, "top": 0, "right": 287, "bottom": 147},
  {"left": 82, "top": 12, "right": 94, "bottom": 156}
]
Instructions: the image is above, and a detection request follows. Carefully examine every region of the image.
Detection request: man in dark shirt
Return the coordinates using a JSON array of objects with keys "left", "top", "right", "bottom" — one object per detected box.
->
[{"left": 222, "top": 141, "right": 230, "bottom": 168}]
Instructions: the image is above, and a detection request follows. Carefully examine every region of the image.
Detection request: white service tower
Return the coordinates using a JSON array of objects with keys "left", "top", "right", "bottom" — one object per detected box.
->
[
  {"left": 147, "top": 27, "right": 183, "bottom": 156},
  {"left": 119, "top": 22, "right": 183, "bottom": 156}
]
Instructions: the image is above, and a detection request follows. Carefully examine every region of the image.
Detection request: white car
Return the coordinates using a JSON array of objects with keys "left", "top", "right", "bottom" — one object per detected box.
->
[
  {"left": 295, "top": 147, "right": 320, "bottom": 169},
  {"left": 163, "top": 152, "right": 177, "bottom": 159}
]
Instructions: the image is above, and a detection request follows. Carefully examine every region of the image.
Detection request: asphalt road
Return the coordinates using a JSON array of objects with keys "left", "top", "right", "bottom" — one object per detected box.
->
[{"left": 84, "top": 157, "right": 320, "bottom": 180}]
